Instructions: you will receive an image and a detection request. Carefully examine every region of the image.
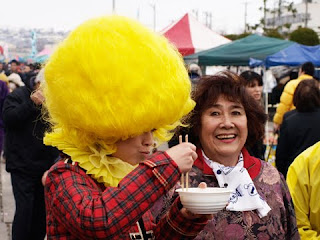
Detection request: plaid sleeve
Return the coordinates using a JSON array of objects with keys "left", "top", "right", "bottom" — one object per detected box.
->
[
  {"left": 45, "top": 152, "right": 180, "bottom": 239},
  {"left": 154, "top": 197, "right": 208, "bottom": 239}
]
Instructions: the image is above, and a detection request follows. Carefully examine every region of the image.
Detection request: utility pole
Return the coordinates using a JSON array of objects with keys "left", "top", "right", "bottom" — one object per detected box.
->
[
  {"left": 137, "top": 5, "right": 140, "bottom": 20},
  {"left": 278, "top": 0, "right": 282, "bottom": 32},
  {"left": 203, "top": 11, "right": 212, "bottom": 29},
  {"left": 272, "top": 1, "right": 277, "bottom": 28},
  {"left": 243, "top": 1, "right": 251, "bottom": 32},
  {"left": 192, "top": 9, "right": 199, "bottom": 20},
  {"left": 263, "top": 0, "right": 267, "bottom": 31},
  {"left": 244, "top": 1, "right": 248, "bottom": 32},
  {"left": 112, "top": 0, "right": 116, "bottom": 13},
  {"left": 305, "top": 0, "right": 309, "bottom": 27},
  {"left": 149, "top": 2, "right": 156, "bottom": 31}
]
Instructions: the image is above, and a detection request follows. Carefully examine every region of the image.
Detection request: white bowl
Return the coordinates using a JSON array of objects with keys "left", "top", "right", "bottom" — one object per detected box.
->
[{"left": 176, "top": 187, "right": 232, "bottom": 214}]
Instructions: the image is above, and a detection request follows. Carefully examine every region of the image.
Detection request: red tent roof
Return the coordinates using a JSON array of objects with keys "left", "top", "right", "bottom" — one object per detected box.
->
[{"left": 161, "top": 13, "right": 231, "bottom": 56}]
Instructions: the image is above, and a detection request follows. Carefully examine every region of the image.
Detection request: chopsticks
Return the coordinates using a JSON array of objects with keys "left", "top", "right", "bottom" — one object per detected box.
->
[{"left": 179, "top": 135, "right": 189, "bottom": 191}]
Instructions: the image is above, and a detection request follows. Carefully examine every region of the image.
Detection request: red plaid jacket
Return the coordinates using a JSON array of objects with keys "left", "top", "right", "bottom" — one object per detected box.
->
[{"left": 45, "top": 152, "right": 207, "bottom": 239}]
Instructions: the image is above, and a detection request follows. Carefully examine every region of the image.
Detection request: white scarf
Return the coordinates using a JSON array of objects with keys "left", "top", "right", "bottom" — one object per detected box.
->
[{"left": 202, "top": 150, "right": 271, "bottom": 218}]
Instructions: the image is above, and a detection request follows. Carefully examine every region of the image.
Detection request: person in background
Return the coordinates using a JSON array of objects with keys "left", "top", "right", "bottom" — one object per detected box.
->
[
  {"left": 239, "top": 70, "right": 263, "bottom": 104},
  {"left": 188, "top": 63, "right": 202, "bottom": 87},
  {"left": 0, "top": 80, "right": 9, "bottom": 158},
  {"left": 276, "top": 79, "right": 320, "bottom": 177},
  {"left": 42, "top": 15, "right": 210, "bottom": 239},
  {"left": 273, "top": 61, "right": 314, "bottom": 132},
  {"left": 5, "top": 60, "right": 20, "bottom": 75},
  {"left": 239, "top": 70, "right": 265, "bottom": 160},
  {"left": 7, "top": 72, "right": 24, "bottom": 92},
  {"left": 155, "top": 71, "right": 299, "bottom": 239},
  {"left": 0, "top": 70, "right": 9, "bottom": 85},
  {"left": 287, "top": 141, "right": 320, "bottom": 239},
  {"left": 0, "top": 70, "right": 9, "bottom": 160},
  {"left": 0, "top": 61, "right": 7, "bottom": 75},
  {"left": 3, "top": 70, "right": 59, "bottom": 240},
  {"left": 20, "top": 63, "right": 37, "bottom": 87}
]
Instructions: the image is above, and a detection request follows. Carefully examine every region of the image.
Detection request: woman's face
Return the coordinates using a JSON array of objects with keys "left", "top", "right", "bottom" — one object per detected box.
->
[
  {"left": 199, "top": 96, "right": 248, "bottom": 165},
  {"left": 246, "top": 80, "right": 263, "bottom": 101},
  {"left": 112, "top": 131, "right": 154, "bottom": 165}
]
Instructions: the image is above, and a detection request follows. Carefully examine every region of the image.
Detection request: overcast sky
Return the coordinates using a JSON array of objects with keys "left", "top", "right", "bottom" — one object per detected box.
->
[{"left": 0, "top": 0, "right": 302, "bottom": 34}]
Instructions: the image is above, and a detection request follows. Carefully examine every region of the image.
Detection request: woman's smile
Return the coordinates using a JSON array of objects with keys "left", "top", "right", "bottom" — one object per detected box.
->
[{"left": 216, "top": 133, "right": 237, "bottom": 143}]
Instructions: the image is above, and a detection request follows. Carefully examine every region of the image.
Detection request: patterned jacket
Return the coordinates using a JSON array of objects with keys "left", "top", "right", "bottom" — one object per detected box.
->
[
  {"left": 44, "top": 152, "right": 208, "bottom": 239},
  {"left": 153, "top": 148, "right": 300, "bottom": 240}
]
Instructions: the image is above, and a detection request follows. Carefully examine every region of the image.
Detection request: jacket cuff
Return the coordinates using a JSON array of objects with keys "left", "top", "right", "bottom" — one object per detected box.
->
[
  {"left": 142, "top": 152, "right": 180, "bottom": 191},
  {"left": 166, "top": 197, "right": 208, "bottom": 237}
]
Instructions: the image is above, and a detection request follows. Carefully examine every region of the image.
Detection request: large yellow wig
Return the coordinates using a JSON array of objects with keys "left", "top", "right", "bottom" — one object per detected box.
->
[{"left": 43, "top": 15, "right": 194, "bottom": 186}]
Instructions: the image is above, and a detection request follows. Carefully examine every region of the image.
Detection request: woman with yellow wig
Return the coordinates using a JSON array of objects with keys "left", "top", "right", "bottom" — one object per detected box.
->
[{"left": 43, "top": 15, "right": 210, "bottom": 239}]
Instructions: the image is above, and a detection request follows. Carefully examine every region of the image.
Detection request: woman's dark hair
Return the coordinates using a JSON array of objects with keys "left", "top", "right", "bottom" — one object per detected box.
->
[
  {"left": 293, "top": 79, "right": 320, "bottom": 112},
  {"left": 186, "top": 71, "right": 267, "bottom": 148},
  {"left": 239, "top": 70, "right": 263, "bottom": 87},
  {"left": 301, "top": 62, "right": 315, "bottom": 76}
]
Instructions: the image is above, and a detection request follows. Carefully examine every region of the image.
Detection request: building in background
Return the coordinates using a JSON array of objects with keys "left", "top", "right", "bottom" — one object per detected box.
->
[
  {"left": 265, "top": 0, "right": 320, "bottom": 35},
  {"left": 0, "top": 28, "right": 67, "bottom": 61}
]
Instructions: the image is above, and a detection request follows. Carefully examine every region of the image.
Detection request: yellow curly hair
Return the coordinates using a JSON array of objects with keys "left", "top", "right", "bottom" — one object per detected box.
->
[{"left": 43, "top": 15, "right": 194, "bottom": 154}]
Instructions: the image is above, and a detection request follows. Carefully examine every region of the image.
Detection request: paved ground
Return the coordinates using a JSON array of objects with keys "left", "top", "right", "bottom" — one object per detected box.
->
[{"left": 0, "top": 158, "right": 14, "bottom": 240}]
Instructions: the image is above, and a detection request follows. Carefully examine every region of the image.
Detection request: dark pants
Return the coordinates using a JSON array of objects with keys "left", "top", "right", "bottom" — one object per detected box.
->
[
  {"left": 0, "top": 127, "right": 4, "bottom": 154},
  {"left": 11, "top": 171, "right": 46, "bottom": 240}
]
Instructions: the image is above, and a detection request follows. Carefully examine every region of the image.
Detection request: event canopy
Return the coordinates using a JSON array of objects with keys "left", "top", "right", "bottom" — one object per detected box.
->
[
  {"left": 11, "top": 47, "right": 53, "bottom": 63},
  {"left": 33, "top": 47, "right": 52, "bottom": 63},
  {"left": 185, "top": 34, "right": 294, "bottom": 66},
  {"left": 161, "top": 13, "right": 231, "bottom": 56},
  {"left": 265, "top": 43, "right": 320, "bottom": 67}
]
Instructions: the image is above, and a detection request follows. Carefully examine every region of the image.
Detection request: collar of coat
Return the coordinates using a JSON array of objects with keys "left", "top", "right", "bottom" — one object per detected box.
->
[{"left": 194, "top": 147, "right": 261, "bottom": 180}]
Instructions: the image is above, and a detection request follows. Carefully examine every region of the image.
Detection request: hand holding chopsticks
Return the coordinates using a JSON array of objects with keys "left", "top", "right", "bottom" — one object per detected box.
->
[
  {"left": 179, "top": 135, "right": 189, "bottom": 191},
  {"left": 165, "top": 134, "right": 197, "bottom": 190}
]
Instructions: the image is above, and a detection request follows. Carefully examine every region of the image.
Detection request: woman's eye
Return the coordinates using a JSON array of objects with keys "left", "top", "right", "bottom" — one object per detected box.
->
[
  {"left": 232, "top": 111, "right": 241, "bottom": 115},
  {"left": 210, "top": 111, "right": 219, "bottom": 116}
]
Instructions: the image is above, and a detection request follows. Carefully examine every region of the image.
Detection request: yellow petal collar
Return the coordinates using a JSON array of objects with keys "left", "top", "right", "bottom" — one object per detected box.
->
[{"left": 44, "top": 130, "right": 136, "bottom": 187}]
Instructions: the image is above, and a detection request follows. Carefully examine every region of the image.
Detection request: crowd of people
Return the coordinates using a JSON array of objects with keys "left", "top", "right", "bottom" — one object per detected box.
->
[{"left": 0, "top": 14, "right": 319, "bottom": 240}]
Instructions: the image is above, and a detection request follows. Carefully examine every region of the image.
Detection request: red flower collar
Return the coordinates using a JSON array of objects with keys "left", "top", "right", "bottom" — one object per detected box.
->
[{"left": 194, "top": 148, "right": 261, "bottom": 180}]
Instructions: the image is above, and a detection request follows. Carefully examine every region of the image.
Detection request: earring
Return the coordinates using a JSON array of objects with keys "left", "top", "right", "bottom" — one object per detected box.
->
[{"left": 152, "top": 143, "right": 157, "bottom": 153}]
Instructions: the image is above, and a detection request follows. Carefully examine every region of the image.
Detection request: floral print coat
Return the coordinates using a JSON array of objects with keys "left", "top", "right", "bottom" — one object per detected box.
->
[{"left": 152, "top": 148, "right": 300, "bottom": 240}]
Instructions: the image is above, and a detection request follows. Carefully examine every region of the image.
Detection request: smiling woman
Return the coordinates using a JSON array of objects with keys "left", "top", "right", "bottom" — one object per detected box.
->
[
  {"left": 189, "top": 71, "right": 265, "bottom": 150},
  {"left": 199, "top": 96, "right": 248, "bottom": 166},
  {"left": 154, "top": 71, "right": 300, "bottom": 239}
]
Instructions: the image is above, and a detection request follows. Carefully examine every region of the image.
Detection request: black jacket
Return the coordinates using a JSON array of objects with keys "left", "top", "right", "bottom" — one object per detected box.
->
[
  {"left": 3, "top": 86, "right": 59, "bottom": 175},
  {"left": 275, "top": 108, "right": 320, "bottom": 177}
]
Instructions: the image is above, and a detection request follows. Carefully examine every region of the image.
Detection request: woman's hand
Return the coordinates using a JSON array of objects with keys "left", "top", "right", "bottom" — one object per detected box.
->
[
  {"left": 180, "top": 208, "right": 213, "bottom": 220},
  {"left": 165, "top": 143, "right": 197, "bottom": 173}
]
